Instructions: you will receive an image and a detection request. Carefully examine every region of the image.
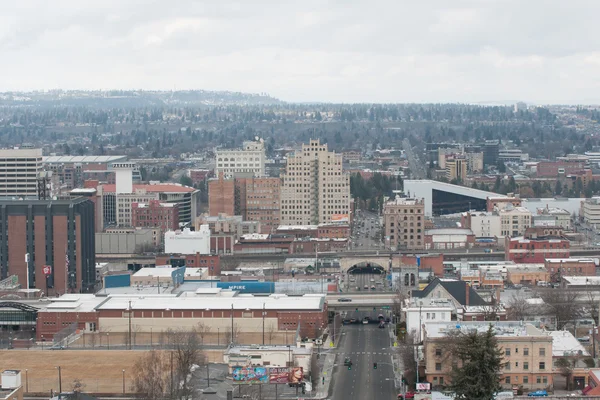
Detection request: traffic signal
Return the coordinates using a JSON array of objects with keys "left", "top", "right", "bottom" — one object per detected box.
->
[
  {"left": 374, "top": 363, "right": 377, "bottom": 369},
  {"left": 348, "top": 365, "right": 352, "bottom": 370},
  {"left": 322, "top": 376, "right": 325, "bottom": 385},
  {"left": 355, "top": 308, "right": 358, "bottom": 311},
  {"left": 373, "top": 307, "right": 376, "bottom": 311}
]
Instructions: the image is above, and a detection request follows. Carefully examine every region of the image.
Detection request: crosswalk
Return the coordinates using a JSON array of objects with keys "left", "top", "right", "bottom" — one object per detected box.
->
[{"left": 339, "top": 351, "right": 394, "bottom": 356}]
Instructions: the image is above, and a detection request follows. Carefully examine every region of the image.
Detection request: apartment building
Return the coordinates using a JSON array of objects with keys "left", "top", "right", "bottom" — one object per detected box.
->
[
  {"left": 280, "top": 139, "right": 350, "bottom": 225},
  {"left": 535, "top": 207, "right": 571, "bottom": 230},
  {"left": 465, "top": 152, "right": 484, "bottom": 173},
  {"left": 383, "top": 196, "right": 425, "bottom": 250},
  {"left": 424, "top": 321, "right": 553, "bottom": 391},
  {"left": 236, "top": 176, "right": 280, "bottom": 234},
  {"left": 500, "top": 206, "right": 532, "bottom": 237},
  {"left": 0, "top": 148, "right": 43, "bottom": 199},
  {"left": 462, "top": 211, "right": 501, "bottom": 238},
  {"left": 132, "top": 200, "right": 179, "bottom": 233},
  {"left": 215, "top": 139, "right": 266, "bottom": 177}
]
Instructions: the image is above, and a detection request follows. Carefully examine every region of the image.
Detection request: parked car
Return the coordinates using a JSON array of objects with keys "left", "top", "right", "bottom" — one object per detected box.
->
[
  {"left": 527, "top": 390, "right": 548, "bottom": 397},
  {"left": 398, "top": 392, "right": 415, "bottom": 399}
]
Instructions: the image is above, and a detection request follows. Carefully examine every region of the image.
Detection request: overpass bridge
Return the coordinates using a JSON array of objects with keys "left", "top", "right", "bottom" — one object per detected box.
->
[{"left": 326, "top": 293, "right": 396, "bottom": 311}]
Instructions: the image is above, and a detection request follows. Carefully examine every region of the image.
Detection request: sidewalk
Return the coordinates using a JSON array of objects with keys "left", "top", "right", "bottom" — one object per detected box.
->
[{"left": 313, "top": 335, "right": 337, "bottom": 399}]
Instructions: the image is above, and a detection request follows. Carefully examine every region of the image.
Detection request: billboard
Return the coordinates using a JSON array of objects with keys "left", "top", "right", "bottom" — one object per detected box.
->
[
  {"left": 217, "top": 282, "right": 275, "bottom": 294},
  {"left": 331, "top": 214, "right": 349, "bottom": 223},
  {"left": 233, "top": 367, "right": 304, "bottom": 385},
  {"left": 232, "top": 367, "right": 268, "bottom": 383}
]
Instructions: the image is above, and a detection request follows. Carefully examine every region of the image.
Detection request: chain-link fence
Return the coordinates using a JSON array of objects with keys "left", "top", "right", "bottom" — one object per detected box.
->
[
  {"left": 25, "top": 377, "right": 134, "bottom": 394},
  {"left": 52, "top": 322, "right": 78, "bottom": 348}
]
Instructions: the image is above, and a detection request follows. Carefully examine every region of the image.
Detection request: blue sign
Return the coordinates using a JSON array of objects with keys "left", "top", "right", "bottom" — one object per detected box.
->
[
  {"left": 416, "top": 256, "right": 421, "bottom": 267},
  {"left": 217, "top": 282, "right": 275, "bottom": 294}
]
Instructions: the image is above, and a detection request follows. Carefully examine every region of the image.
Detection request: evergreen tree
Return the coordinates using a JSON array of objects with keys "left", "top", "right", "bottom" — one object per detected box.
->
[{"left": 448, "top": 325, "right": 503, "bottom": 400}]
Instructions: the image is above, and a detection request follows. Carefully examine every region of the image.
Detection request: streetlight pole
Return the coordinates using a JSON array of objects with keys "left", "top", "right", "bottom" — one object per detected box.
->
[
  {"left": 128, "top": 300, "right": 132, "bottom": 350},
  {"left": 206, "top": 364, "right": 210, "bottom": 388},
  {"left": 106, "top": 333, "right": 110, "bottom": 350},
  {"left": 217, "top": 328, "right": 220, "bottom": 346},
  {"left": 231, "top": 303, "right": 234, "bottom": 345},
  {"left": 56, "top": 366, "right": 62, "bottom": 394},
  {"left": 122, "top": 369, "right": 125, "bottom": 394},
  {"left": 262, "top": 302, "right": 266, "bottom": 345}
]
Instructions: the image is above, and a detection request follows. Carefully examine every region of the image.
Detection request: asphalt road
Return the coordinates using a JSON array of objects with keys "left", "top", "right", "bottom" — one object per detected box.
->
[
  {"left": 330, "top": 322, "right": 396, "bottom": 400},
  {"left": 351, "top": 210, "right": 383, "bottom": 251}
]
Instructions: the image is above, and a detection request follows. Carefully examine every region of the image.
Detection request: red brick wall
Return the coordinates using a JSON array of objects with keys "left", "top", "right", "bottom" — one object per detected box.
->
[
  {"left": 545, "top": 260, "right": 596, "bottom": 277},
  {"left": 400, "top": 254, "right": 444, "bottom": 277},
  {"left": 208, "top": 175, "right": 235, "bottom": 216},
  {"left": 317, "top": 225, "right": 350, "bottom": 239},
  {"left": 34, "top": 215, "right": 47, "bottom": 290},
  {"left": 8, "top": 215, "right": 27, "bottom": 288},
  {"left": 36, "top": 311, "right": 99, "bottom": 340},
  {"left": 505, "top": 238, "right": 570, "bottom": 263},
  {"left": 52, "top": 215, "right": 69, "bottom": 295},
  {"left": 537, "top": 160, "right": 586, "bottom": 177}
]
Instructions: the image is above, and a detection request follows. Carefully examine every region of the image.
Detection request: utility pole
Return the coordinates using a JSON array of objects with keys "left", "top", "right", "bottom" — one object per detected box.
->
[
  {"left": 128, "top": 300, "right": 132, "bottom": 350},
  {"left": 206, "top": 364, "right": 210, "bottom": 388},
  {"left": 262, "top": 302, "right": 266, "bottom": 345}
]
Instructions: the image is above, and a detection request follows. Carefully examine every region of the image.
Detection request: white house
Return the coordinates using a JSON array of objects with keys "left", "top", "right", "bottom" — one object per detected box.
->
[{"left": 404, "top": 298, "right": 453, "bottom": 343}]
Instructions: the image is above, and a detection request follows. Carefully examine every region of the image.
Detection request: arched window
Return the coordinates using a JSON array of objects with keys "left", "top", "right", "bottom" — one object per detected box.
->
[
  {"left": 410, "top": 273, "right": 416, "bottom": 286},
  {"left": 404, "top": 273, "right": 410, "bottom": 286}
]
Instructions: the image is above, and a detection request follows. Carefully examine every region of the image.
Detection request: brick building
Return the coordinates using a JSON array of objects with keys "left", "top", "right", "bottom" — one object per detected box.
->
[
  {"left": 155, "top": 253, "right": 221, "bottom": 276},
  {"left": 537, "top": 159, "right": 587, "bottom": 178},
  {"left": 0, "top": 198, "right": 95, "bottom": 294},
  {"left": 505, "top": 237, "right": 570, "bottom": 263},
  {"left": 236, "top": 177, "right": 281, "bottom": 234},
  {"left": 398, "top": 253, "right": 444, "bottom": 277},
  {"left": 208, "top": 173, "right": 235, "bottom": 216},
  {"left": 132, "top": 200, "right": 179, "bottom": 232},
  {"left": 424, "top": 228, "right": 476, "bottom": 250},
  {"left": 383, "top": 196, "right": 425, "bottom": 250},
  {"left": 545, "top": 258, "right": 597, "bottom": 282},
  {"left": 486, "top": 196, "right": 522, "bottom": 212},
  {"left": 188, "top": 169, "right": 212, "bottom": 185},
  {"left": 317, "top": 223, "right": 350, "bottom": 239}
]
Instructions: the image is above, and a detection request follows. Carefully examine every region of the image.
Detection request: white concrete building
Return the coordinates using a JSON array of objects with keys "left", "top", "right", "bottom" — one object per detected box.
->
[
  {"left": 535, "top": 207, "right": 571, "bottom": 230},
  {"left": 465, "top": 152, "right": 484, "bottom": 173},
  {"left": 500, "top": 206, "right": 532, "bottom": 237},
  {"left": 468, "top": 211, "right": 501, "bottom": 238},
  {"left": 582, "top": 197, "right": 600, "bottom": 226},
  {"left": 404, "top": 298, "right": 453, "bottom": 343},
  {"left": 0, "top": 147, "right": 43, "bottom": 199},
  {"left": 165, "top": 226, "right": 211, "bottom": 254},
  {"left": 215, "top": 139, "right": 266, "bottom": 177},
  {"left": 280, "top": 139, "right": 350, "bottom": 225}
]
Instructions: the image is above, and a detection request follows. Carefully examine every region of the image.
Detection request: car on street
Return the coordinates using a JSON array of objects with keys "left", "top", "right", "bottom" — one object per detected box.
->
[
  {"left": 398, "top": 392, "right": 415, "bottom": 399},
  {"left": 337, "top": 298, "right": 352, "bottom": 302},
  {"left": 527, "top": 390, "right": 548, "bottom": 397},
  {"left": 344, "top": 357, "right": 352, "bottom": 366}
]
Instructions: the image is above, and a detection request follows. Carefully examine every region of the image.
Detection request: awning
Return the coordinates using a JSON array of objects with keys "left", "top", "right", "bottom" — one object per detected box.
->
[{"left": 583, "top": 385, "right": 593, "bottom": 395}]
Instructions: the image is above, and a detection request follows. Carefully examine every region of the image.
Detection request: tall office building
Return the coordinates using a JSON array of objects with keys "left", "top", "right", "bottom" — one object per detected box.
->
[
  {"left": 0, "top": 197, "right": 96, "bottom": 294},
  {"left": 208, "top": 173, "right": 235, "bottom": 216},
  {"left": 280, "top": 139, "right": 350, "bottom": 225},
  {"left": 445, "top": 157, "right": 468, "bottom": 181},
  {"left": 215, "top": 139, "right": 266, "bottom": 177},
  {"left": 0, "top": 148, "right": 43, "bottom": 199},
  {"left": 483, "top": 140, "right": 500, "bottom": 167}
]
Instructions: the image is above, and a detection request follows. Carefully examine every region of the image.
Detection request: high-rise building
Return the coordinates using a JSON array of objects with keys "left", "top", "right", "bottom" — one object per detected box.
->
[
  {"left": 236, "top": 177, "right": 280, "bottom": 233},
  {"left": 208, "top": 173, "right": 235, "bottom": 216},
  {"left": 483, "top": 140, "right": 499, "bottom": 167},
  {"left": 0, "top": 148, "right": 43, "bottom": 199},
  {"left": 0, "top": 198, "right": 95, "bottom": 294},
  {"left": 215, "top": 139, "right": 266, "bottom": 177},
  {"left": 280, "top": 139, "right": 350, "bottom": 225},
  {"left": 465, "top": 152, "right": 484, "bottom": 173},
  {"left": 383, "top": 196, "right": 425, "bottom": 250},
  {"left": 445, "top": 157, "right": 467, "bottom": 181}
]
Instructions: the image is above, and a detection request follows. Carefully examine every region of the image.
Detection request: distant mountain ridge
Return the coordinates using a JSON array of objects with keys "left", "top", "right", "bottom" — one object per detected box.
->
[{"left": 0, "top": 89, "right": 282, "bottom": 107}]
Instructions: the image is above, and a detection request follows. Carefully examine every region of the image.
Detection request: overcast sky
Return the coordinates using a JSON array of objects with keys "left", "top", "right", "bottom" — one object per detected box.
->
[{"left": 1, "top": 0, "right": 599, "bottom": 104}]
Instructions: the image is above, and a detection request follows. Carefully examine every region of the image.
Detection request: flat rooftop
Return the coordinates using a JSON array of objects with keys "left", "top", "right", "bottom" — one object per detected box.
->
[
  {"left": 424, "top": 321, "right": 543, "bottom": 338},
  {"left": 96, "top": 293, "right": 325, "bottom": 311},
  {"left": 133, "top": 267, "right": 181, "bottom": 277}
]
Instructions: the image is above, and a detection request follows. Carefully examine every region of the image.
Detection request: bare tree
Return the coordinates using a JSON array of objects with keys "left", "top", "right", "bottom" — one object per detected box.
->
[
  {"left": 132, "top": 350, "right": 170, "bottom": 400},
  {"left": 223, "top": 324, "right": 241, "bottom": 345},
  {"left": 88, "top": 332, "right": 96, "bottom": 349},
  {"left": 584, "top": 287, "right": 599, "bottom": 325},
  {"left": 555, "top": 357, "right": 574, "bottom": 390},
  {"left": 392, "top": 289, "right": 407, "bottom": 323},
  {"left": 196, "top": 322, "right": 212, "bottom": 344},
  {"left": 266, "top": 324, "right": 277, "bottom": 345},
  {"left": 536, "top": 287, "right": 582, "bottom": 330},
  {"left": 506, "top": 292, "right": 528, "bottom": 321},
  {"left": 480, "top": 290, "right": 504, "bottom": 322},
  {"left": 168, "top": 328, "right": 206, "bottom": 400}
]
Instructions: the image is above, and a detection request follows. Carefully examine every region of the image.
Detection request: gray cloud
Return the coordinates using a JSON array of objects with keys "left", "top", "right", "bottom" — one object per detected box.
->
[{"left": 1, "top": 0, "right": 599, "bottom": 103}]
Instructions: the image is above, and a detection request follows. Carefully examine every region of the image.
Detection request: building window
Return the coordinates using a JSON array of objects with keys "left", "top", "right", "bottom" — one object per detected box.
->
[
  {"left": 505, "top": 376, "right": 511, "bottom": 384},
  {"left": 523, "top": 376, "right": 528, "bottom": 384},
  {"left": 435, "top": 363, "right": 442, "bottom": 371},
  {"left": 523, "top": 362, "right": 528, "bottom": 370},
  {"left": 539, "top": 348, "right": 545, "bottom": 356},
  {"left": 505, "top": 348, "right": 510, "bottom": 356},
  {"left": 536, "top": 376, "right": 541, "bottom": 384},
  {"left": 543, "top": 376, "right": 547, "bottom": 384},
  {"left": 524, "top": 348, "right": 529, "bottom": 356},
  {"left": 539, "top": 362, "right": 545, "bottom": 370},
  {"left": 435, "top": 348, "right": 442, "bottom": 356}
]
